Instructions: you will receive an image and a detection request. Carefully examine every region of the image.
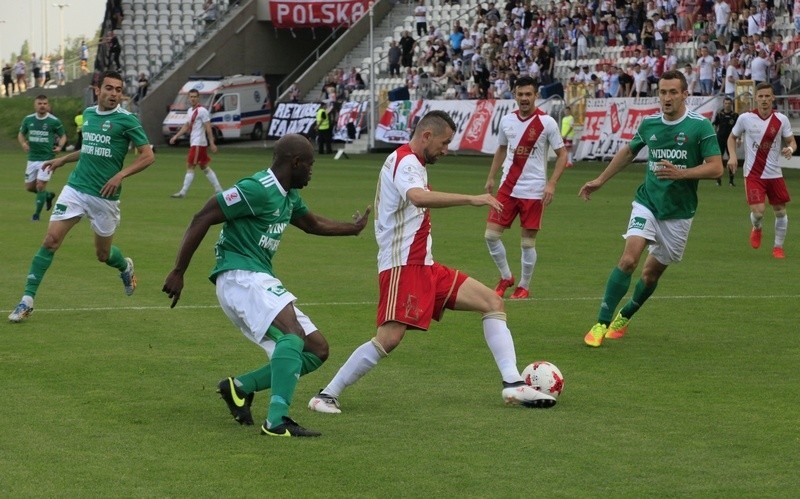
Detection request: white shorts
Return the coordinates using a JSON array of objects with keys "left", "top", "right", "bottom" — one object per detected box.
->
[
  {"left": 25, "top": 161, "right": 53, "bottom": 183},
  {"left": 51, "top": 185, "right": 121, "bottom": 237},
  {"left": 215, "top": 270, "right": 318, "bottom": 357},
  {"left": 624, "top": 201, "right": 693, "bottom": 265}
]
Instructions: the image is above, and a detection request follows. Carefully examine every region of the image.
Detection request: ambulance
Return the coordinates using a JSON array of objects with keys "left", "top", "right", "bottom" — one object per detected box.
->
[{"left": 162, "top": 75, "right": 272, "bottom": 142}]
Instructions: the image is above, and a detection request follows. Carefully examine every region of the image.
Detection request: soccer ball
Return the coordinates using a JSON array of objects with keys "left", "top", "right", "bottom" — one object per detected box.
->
[{"left": 522, "top": 361, "right": 564, "bottom": 399}]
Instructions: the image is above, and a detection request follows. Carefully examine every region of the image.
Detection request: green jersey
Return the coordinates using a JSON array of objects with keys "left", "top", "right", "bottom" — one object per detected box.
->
[
  {"left": 67, "top": 105, "right": 150, "bottom": 200},
  {"left": 210, "top": 169, "right": 309, "bottom": 283},
  {"left": 19, "top": 113, "right": 65, "bottom": 161},
  {"left": 629, "top": 110, "right": 720, "bottom": 220}
]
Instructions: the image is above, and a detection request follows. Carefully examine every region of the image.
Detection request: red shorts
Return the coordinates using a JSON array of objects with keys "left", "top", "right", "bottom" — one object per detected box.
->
[
  {"left": 745, "top": 176, "right": 791, "bottom": 206},
  {"left": 187, "top": 146, "right": 211, "bottom": 166},
  {"left": 487, "top": 191, "right": 544, "bottom": 229},
  {"left": 377, "top": 263, "right": 469, "bottom": 330}
]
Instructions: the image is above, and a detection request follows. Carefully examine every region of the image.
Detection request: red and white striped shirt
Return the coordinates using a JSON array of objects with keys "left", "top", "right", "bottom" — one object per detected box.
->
[
  {"left": 375, "top": 144, "right": 433, "bottom": 272},
  {"left": 732, "top": 110, "right": 793, "bottom": 179},
  {"left": 497, "top": 109, "right": 564, "bottom": 199}
]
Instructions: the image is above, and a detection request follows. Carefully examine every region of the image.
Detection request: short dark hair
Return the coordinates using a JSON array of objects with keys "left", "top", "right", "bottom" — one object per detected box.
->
[
  {"left": 101, "top": 70, "right": 123, "bottom": 84},
  {"left": 188, "top": 89, "right": 200, "bottom": 96},
  {"left": 660, "top": 70, "right": 687, "bottom": 91},
  {"left": 414, "top": 110, "right": 456, "bottom": 138},
  {"left": 515, "top": 75, "right": 537, "bottom": 90},
  {"left": 755, "top": 82, "right": 773, "bottom": 92},
  {"left": 35, "top": 94, "right": 48, "bottom": 101}
]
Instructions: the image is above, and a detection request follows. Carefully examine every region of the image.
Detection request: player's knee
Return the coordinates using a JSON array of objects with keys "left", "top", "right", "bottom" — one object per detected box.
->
[
  {"left": 617, "top": 256, "right": 638, "bottom": 274},
  {"left": 520, "top": 237, "right": 536, "bottom": 249},
  {"left": 484, "top": 291, "right": 505, "bottom": 314},
  {"left": 774, "top": 207, "right": 787, "bottom": 218},
  {"left": 305, "top": 331, "right": 329, "bottom": 361},
  {"left": 484, "top": 228, "right": 503, "bottom": 242}
]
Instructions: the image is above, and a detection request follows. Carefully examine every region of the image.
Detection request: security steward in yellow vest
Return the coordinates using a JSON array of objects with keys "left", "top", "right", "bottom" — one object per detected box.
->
[{"left": 315, "top": 103, "right": 333, "bottom": 155}]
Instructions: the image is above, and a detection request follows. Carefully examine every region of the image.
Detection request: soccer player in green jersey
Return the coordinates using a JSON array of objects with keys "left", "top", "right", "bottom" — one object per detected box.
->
[
  {"left": 8, "top": 71, "right": 155, "bottom": 323},
  {"left": 18, "top": 94, "right": 67, "bottom": 221},
  {"left": 162, "top": 133, "right": 371, "bottom": 437},
  {"left": 579, "top": 70, "right": 723, "bottom": 347}
]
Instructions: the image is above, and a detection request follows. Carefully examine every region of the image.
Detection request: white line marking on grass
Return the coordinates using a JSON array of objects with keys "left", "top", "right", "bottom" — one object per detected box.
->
[{"left": 28, "top": 294, "right": 800, "bottom": 313}]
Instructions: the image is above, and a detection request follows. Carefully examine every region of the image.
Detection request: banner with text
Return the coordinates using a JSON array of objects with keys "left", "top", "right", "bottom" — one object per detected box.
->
[
  {"left": 575, "top": 97, "right": 721, "bottom": 161},
  {"left": 267, "top": 102, "right": 321, "bottom": 138},
  {"left": 269, "top": 0, "right": 370, "bottom": 28},
  {"left": 375, "top": 99, "right": 559, "bottom": 154}
]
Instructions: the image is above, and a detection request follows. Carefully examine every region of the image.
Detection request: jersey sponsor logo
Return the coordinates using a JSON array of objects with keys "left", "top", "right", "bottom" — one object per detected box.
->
[
  {"left": 82, "top": 132, "right": 111, "bottom": 144},
  {"left": 628, "top": 216, "right": 647, "bottom": 230},
  {"left": 222, "top": 187, "right": 241, "bottom": 206},
  {"left": 650, "top": 148, "right": 688, "bottom": 160},
  {"left": 258, "top": 234, "right": 281, "bottom": 251}
]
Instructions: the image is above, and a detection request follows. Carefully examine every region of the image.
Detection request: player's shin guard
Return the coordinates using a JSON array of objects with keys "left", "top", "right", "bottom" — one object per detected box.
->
[
  {"left": 321, "top": 338, "right": 386, "bottom": 398},
  {"left": 482, "top": 312, "right": 523, "bottom": 384},
  {"left": 599, "top": 267, "right": 632, "bottom": 324},
  {"left": 266, "top": 334, "right": 304, "bottom": 428},
  {"left": 775, "top": 212, "right": 788, "bottom": 248},
  {"left": 519, "top": 238, "right": 537, "bottom": 290},
  {"left": 485, "top": 229, "right": 512, "bottom": 279},
  {"left": 24, "top": 247, "right": 55, "bottom": 298}
]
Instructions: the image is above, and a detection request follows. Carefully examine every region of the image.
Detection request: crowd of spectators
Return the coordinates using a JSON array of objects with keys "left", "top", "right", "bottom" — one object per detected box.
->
[{"left": 379, "top": 0, "right": 799, "bottom": 101}]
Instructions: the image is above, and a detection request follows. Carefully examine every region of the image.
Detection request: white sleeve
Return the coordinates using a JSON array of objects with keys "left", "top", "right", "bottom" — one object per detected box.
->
[
  {"left": 780, "top": 114, "right": 793, "bottom": 137},
  {"left": 393, "top": 158, "right": 426, "bottom": 201},
  {"left": 731, "top": 113, "right": 745, "bottom": 137},
  {"left": 545, "top": 117, "right": 564, "bottom": 150}
]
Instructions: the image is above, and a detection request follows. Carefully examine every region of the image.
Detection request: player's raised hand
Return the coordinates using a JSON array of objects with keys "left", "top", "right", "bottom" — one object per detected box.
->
[
  {"left": 162, "top": 271, "right": 185, "bottom": 308},
  {"left": 351, "top": 205, "right": 372, "bottom": 234}
]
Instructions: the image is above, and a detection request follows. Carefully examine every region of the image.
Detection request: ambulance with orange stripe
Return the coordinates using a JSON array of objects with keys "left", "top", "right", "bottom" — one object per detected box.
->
[{"left": 162, "top": 75, "right": 272, "bottom": 142}]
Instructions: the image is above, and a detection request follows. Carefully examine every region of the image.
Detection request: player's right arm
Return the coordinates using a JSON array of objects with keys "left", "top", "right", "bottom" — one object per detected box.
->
[
  {"left": 484, "top": 145, "right": 507, "bottom": 193},
  {"left": 17, "top": 132, "right": 29, "bottom": 153},
  {"left": 162, "top": 196, "right": 227, "bottom": 307},
  {"left": 406, "top": 187, "right": 503, "bottom": 211},
  {"left": 579, "top": 144, "right": 635, "bottom": 201}
]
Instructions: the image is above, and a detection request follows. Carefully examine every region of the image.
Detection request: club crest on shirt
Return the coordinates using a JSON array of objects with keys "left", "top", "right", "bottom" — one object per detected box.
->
[
  {"left": 674, "top": 132, "right": 686, "bottom": 146},
  {"left": 101, "top": 120, "right": 112, "bottom": 132}
]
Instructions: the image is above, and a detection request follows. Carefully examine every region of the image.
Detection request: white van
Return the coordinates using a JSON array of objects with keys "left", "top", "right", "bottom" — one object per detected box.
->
[{"left": 162, "top": 75, "right": 272, "bottom": 142}]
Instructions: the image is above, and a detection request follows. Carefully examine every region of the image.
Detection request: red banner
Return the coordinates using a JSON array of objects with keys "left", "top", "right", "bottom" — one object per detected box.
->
[{"left": 269, "top": 0, "right": 370, "bottom": 28}]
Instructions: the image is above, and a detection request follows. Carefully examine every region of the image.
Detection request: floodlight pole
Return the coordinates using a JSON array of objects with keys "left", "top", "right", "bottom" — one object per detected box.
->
[
  {"left": 368, "top": 1, "right": 375, "bottom": 153},
  {"left": 54, "top": 3, "right": 70, "bottom": 58}
]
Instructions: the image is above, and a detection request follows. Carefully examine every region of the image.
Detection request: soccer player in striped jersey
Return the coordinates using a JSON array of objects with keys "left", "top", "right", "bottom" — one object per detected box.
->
[
  {"left": 726, "top": 83, "right": 796, "bottom": 259},
  {"left": 483, "top": 76, "right": 568, "bottom": 300},
  {"left": 580, "top": 70, "right": 723, "bottom": 347},
  {"left": 309, "top": 111, "right": 557, "bottom": 414}
]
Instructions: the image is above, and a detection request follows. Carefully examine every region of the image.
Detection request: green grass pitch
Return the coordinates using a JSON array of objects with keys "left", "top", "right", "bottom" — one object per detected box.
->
[{"left": 1, "top": 145, "right": 798, "bottom": 496}]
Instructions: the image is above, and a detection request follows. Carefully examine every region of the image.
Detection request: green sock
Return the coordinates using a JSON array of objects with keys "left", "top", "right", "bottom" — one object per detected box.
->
[
  {"left": 24, "top": 247, "right": 55, "bottom": 298},
  {"left": 237, "top": 351, "right": 323, "bottom": 393},
  {"left": 105, "top": 245, "right": 127, "bottom": 271},
  {"left": 620, "top": 279, "right": 658, "bottom": 319},
  {"left": 34, "top": 191, "right": 47, "bottom": 216},
  {"left": 598, "top": 267, "right": 632, "bottom": 324},
  {"left": 266, "top": 334, "right": 304, "bottom": 429}
]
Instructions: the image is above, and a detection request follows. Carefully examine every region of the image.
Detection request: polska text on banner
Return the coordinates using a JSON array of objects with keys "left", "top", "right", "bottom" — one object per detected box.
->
[{"left": 269, "top": 0, "right": 370, "bottom": 29}]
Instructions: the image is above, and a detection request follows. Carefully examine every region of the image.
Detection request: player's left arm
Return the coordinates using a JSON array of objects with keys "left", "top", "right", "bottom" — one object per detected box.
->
[
  {"left": 99, "top": 143, "right": 155, "bottom": 198},
  {"left": 55, "top": 133, "right": 67, "bottom": 152},
  {"left": 204, "top": 120, "right": 217, "bottom": 153},
  {"left": 780, "top": 119, "right": 795, "bottom": 159},
  {"left": 291, "top": 206, "right": 372, "bottom": 236},
  {"left": 544, "top": 122, "right": 569, "bottom": 205}
]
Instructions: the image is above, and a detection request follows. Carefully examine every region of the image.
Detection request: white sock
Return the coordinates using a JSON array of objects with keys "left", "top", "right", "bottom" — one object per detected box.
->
[
  {"left": 518, "top": 246, "right": 537, "bottom": 290},
  {"left": 486, "top": 235, "right": 512, "bottom": 280},
  {"left": 204, "top": 168, "right": 223, "bottom": 193},
  {"left": 567, "top": 151, "right": 573, "bottom": 163},
  {"left": 483, "top": 314, "right": 522, "bottom": 384},
  {"left": 775, "top": 214, "right": 788, "bottom": 247},
  {"left": 323, "top": 340, "right": 383, "bottom": 398},
  {"left": 180, "top": 171, "right": 195, "bottom": 194},
  {"left": 751, "top": 212, "right": 763, "bottom": 229}
]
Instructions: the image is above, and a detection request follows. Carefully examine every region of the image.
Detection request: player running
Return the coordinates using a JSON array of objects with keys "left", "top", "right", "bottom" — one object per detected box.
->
[
  {"left": 580, "top": 70, "right": 723, "bottom": 347},
  {"left": 8, "top": 71, "right": 154, "bottom": 323},
  {"left": 726, "top": 83, "right": 796, "bottom": 259},
  {"left": 309, "top": 110, "right": 556, "bottom": 414},
  {"left": 483, "top": 76, "right": 568, "bottom": 299},
  {"left": 18, "top": 94, "right": 67, "bottom": 221}
]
